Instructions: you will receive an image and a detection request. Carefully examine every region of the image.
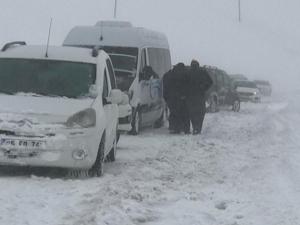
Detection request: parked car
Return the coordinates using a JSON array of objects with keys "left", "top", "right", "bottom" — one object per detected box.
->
[
  {"left": 0, "top": 41, "right": 128, "bottom": 177},
  {"left": 233, "top": 80, "right": 261, "bottom": 103},
  {"left": 254, "top": 80, "right": 272, "bottom": 96},
  {"left": 205, "top": 66, "right": 241, "bottom": 112},
  {"left": 63, "top": 20, "right": 172, "bottom": 135}
]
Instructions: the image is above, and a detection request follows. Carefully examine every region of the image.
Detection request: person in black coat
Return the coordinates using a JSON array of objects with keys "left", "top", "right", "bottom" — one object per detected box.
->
[
  {"left": 163, "top": 69, "right": 175, "bottom": 131},
  {"left": 163, "top": 63, "right": 190, "bottom": 134},
  {"left": 187, "top": 60, "right": 213, "bottom": 135}
]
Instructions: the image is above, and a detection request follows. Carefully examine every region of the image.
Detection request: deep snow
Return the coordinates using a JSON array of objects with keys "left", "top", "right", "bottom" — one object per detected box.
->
[{"left": 0, "top": 92, "right": 299, "bottom": 225}]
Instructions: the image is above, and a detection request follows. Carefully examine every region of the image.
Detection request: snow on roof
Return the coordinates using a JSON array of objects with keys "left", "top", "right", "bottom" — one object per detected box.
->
[
  {"left": 0, "top": 45, "right": 100, "bottom": 64},
  {"left": 63, "top": 21, "right": 170, "bottom": 49}
]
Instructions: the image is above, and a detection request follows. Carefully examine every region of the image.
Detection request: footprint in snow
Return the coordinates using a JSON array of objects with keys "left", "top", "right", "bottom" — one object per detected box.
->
[{"left": 215, "top": 201, "right": 227, "bottom": 210}]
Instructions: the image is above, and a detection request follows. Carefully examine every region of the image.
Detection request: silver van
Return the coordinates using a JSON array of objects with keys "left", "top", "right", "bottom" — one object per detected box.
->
[{"left": 63, "top": 21, "right": 172, "bottom": 134}]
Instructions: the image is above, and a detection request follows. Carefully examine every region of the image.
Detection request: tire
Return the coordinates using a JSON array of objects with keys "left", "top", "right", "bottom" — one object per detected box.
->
[
  {"left": 106, "top": 132, "right": 117, "bottom": 162},
  {"left": 208, "top": 97, "right": 218, "bottom": 113},
  {"left": 88, "top": 136, "right": 105, "bottom": 177},
  {"left": 68, "top": 134, "right": 109, "bottom": 178},
  {"left": 232, "top": 100, "right": 240, "bottom": 112},
  {"left": 116, "top": 131, "right": 120, "bottom": 143},
  {"left": 129, "top": 109, "right": 141, "bottom": 135},
  {"left": 153, "top": 111, "right": 164, "bottom": 128}
]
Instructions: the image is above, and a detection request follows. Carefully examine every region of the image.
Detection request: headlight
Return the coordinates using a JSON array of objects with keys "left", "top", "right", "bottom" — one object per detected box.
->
[
  {"left": 66, "top": 108, "right": 96, "bottom": 128},
  {"left": 253, "top": 92, "right": 257, "bottom": 95}
]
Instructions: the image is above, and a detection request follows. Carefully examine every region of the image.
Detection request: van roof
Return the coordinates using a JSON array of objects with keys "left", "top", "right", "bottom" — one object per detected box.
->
[
  {"left": 63, "top": 21, "right": 170, "bottom": 49},
  {"left": 0, "top": 45, "right": 102, "bottom": 64}
]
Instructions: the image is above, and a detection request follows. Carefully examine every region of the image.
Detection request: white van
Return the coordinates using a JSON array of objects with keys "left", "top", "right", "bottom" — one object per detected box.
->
[{"left": 63, "top": 21, "right": 172, "bottom": 134}]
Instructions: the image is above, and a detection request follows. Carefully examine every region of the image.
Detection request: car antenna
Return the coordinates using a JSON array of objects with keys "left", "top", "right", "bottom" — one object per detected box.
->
[
  {"left": 100, "top": 21, "right": 104, "bottom": 41},
  {"left": 45, "top": 18, "right": 53, "bottom": 58}
]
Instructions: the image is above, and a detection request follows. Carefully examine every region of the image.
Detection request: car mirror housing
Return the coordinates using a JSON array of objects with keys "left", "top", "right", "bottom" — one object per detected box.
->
[{"left": 89, "top": 85, "right": 98, "bottom": 98}]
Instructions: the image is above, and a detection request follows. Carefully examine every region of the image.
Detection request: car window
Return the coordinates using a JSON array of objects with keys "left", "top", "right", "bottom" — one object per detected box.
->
[
  {"left": 103, "top": 70, "right": 109, "bottom": 98},
  {"left": 216, "top": 74, "right": 223, "bottom": 86},
  {"left": 140, "top": 48, "right": 147, "bottom": 74},
  {"left": 223, "top": 75, "right": 230, "bottom": 88},
  {"left": 0, "top": 58, "right": 96, "bottom": 99},
  {"left": 106, "top": 59, "right": 117, "bottom": 89}
]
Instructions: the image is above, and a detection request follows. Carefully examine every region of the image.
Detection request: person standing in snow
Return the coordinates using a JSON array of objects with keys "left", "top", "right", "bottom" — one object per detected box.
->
[
  {"left": 186, "top": 60, "right": 212, "bottom": 135},
  {"left": 163, "top": 69, "right": 175, "bottom": 131},
  {"left": 164, "top": 63, "right": 190, "bottom": 134}
]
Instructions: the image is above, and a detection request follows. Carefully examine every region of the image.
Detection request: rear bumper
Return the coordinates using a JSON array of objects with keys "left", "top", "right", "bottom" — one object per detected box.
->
[
  {"left": 239, "top": 95, "right": 260, "bottom": 102},
  {"left": 0, "top": 128, "right": 99, "bottom": 169}
]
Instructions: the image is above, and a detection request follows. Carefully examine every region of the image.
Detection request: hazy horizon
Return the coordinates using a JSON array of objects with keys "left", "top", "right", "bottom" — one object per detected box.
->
[{"left": 1, "top": 0, "right": 300, "bottom": 91}]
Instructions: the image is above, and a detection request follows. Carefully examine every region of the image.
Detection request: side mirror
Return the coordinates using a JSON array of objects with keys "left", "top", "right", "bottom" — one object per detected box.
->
[
  {"left": 108, "top": 89, "right": 123, "bottom": 105},
  {"left": 89, "top": 85, "right": 98, "bottom": 98}
]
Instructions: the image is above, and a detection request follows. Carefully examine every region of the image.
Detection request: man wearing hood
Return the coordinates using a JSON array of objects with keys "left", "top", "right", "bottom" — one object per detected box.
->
[{"left": 187, "top": 60, "right": 213, "bottom": 135}]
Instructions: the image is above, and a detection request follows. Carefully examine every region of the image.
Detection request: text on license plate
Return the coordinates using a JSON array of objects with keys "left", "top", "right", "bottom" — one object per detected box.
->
[{"left": 0, "top": 139, "right": 45, "bottom": 149}]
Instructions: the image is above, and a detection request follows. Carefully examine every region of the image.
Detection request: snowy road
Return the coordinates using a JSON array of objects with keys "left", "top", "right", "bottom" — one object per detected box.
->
[{"left": 0, "top": 93, "right": 300, "bottom": 225}]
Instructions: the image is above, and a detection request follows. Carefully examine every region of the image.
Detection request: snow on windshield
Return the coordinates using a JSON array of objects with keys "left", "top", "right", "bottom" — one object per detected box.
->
[{"left": 0, "top": 59, "right": 96, "bottom": 99}]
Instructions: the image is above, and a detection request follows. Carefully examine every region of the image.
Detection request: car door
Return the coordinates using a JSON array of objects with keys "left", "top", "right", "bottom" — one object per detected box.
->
[{"left": 102, "top": 68, "right": 117, "bottom": 154}]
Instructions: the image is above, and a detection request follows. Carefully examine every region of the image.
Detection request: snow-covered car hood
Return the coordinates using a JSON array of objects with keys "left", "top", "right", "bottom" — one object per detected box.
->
[
  {"left": 0, "top": 95, "right": 94, "bottom": 130},
  {"left": 236, "top": 87, "right": 259, "bottom": 94}
]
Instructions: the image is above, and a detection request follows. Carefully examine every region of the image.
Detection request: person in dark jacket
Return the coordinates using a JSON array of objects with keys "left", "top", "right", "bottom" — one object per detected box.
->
[
  {"left": 187, "top": 60, "right": 213, "bottom": 135},
  {"left": 163, "top": 69, "right": 175, "bottom": 131},
  {"left": 164, "top": 63, "right": 190, "bottom": 134}
]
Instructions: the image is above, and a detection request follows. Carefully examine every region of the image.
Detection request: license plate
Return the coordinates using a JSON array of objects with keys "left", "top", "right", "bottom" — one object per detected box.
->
[{"left": 0, "top": 139, "right": 45, "bottom": 149}]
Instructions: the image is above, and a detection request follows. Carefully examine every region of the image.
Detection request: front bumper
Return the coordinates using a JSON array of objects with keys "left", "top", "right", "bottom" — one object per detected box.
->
[{"left": 0, "top": 128, "right": 99, "bottom": 169}]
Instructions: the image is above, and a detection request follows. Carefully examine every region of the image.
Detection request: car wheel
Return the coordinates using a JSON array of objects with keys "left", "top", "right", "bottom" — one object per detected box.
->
[
  {"left": 208, "top": 97, "right": 218, "bottom": 113},
  {"left": 232, "top": 100, "right": 240, "bottom": 112},
  {"left": 88, "top": 136, "right": 105, "bottom": 177},
  {"left": 116, "top": 131, "right": 120, "bottom": 143},
  {"left": 129, "top": 109, "right": 141, "bottom": 135},
  {"left": 153, "top": 111, "right": 164, "bottom": 128},
  {"left": 106, "top": 131, "right": 117, "bottom": 162}
]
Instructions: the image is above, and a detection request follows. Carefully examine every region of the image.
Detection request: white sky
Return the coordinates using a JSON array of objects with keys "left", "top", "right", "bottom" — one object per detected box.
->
[{"left": 1, "top": 0, "right": 300, "bottom": 90}]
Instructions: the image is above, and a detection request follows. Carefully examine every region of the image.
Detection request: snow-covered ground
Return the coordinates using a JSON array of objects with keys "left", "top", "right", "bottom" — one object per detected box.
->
[{"left": 0, "top": 91, "right": 299, "bottom": 225}]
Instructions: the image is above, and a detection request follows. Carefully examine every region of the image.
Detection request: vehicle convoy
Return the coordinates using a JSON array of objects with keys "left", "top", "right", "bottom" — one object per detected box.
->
[
  {"left": 0, "top": 42, "right": 127, "bottom": 176},
  {"left": 233, "top": 80, "right": 261, "bottom": 103},
  {"left": 205, "top": 66, "right": 241, "bottom": 112},
  {"left": 254, "top": 80, "right": 272, "bottom": 96},
  {"left": 63, "top": 21, "right": 172, "bottom": 134}
]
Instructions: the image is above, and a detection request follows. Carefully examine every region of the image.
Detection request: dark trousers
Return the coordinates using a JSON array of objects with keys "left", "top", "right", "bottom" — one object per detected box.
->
[
  {"left": 168, "top": 99, "right": 190, "bottom": 133},
  {"left": 187, "top": 96, "right": 206, "bottom": 133}
]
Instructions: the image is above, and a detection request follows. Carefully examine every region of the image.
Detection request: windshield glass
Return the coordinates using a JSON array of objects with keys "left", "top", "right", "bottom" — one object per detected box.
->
[
  {"left": 72, "top": 45, "right": 138, "bottom": 91},
  {"left": 109, "top": 54, "right": 137, "bottom": 91},
  {"left": 0, "top": 59, "right": 96, "bottom": 99},
  {"left": 235, "top": 81, "right": 257, "bottom": 88},
  {"left": 255, "top": 80, "right": 270, "bottom": 85},
  {"left": 109, "top": 54, "right": 137, "bottom": 72}
]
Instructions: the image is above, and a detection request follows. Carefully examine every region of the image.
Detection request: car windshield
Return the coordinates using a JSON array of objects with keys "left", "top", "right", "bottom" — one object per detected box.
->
[
  {"left": 0, "top": 58, "right": 96, "bottom": 99},
  {"left": 109, "top": 54, "right": 137, "bottom": 91},
  {"left": 109, "top": 54, "right": 137, "bottom": 72},
  {"left": 71, "top": 45, "right": 138, "bottom": 91},
  {"left": 255, "top": 80, "right": 270, "bottom": 85},
  {"left": 235, "top": 81, "right": 257, "bottom": 88}
]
